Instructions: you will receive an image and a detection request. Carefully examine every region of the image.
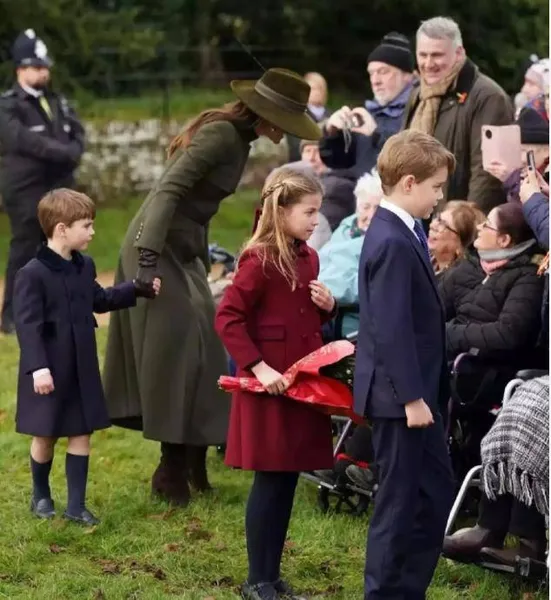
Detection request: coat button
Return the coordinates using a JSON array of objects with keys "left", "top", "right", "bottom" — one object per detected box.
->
[{"left": 300, "top": 308, "right": 306, "bottom": 314}]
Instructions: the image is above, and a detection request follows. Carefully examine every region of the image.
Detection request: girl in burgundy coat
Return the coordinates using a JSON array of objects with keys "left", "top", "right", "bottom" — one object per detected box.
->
[{"left": 215, "top": 167, "right": 336, "bottom": 600}]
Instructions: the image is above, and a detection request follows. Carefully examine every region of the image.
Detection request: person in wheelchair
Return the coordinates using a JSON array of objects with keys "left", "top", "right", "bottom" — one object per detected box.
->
[
  {"left": 440, "top": 202, "right": 546, "bottom": 372},
  {"left": 318, "top": 171, "right": 383, "bottom": 339},
  {"left": 444, "top": 375, "right": 549, "bottom": 565},
  {"left": 427, "top": 200, "right": 485, "bottom": 279}
]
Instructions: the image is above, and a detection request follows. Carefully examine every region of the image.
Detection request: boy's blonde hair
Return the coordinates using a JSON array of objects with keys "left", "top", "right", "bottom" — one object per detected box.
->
[
  {"left": 38, "top": 188, "right": 96, "bottom": 239},
  {"left": 377, "top": 130, "right": 456, "bottom": 195},
  {"left": 242, "top": 167, "right": 323, "bottom": 289}
]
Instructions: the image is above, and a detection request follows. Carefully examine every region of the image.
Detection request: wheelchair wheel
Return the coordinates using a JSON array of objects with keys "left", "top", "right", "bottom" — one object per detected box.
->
[{"left": 317, "top": 486, "right": 371, "bottom": 517}]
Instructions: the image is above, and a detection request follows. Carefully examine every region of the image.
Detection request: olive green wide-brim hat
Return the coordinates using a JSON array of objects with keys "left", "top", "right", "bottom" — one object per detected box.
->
[{"left": 231, "top": 68, "right": 322, "bottom": 141}]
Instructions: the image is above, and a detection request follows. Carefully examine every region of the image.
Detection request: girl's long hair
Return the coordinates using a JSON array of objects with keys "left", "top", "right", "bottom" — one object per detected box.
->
[
  {"left": 241, "top": 167, "right": 323, "bottom": 289},
  {"left": 167, "top": 100, "right": 256, "bottom": 157}
]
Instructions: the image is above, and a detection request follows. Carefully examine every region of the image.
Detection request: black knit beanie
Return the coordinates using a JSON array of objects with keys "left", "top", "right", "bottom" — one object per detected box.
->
[
  {"left": 517, "top": 106, "right": 549, "bottom": 145},
  {"left": 367, "top": 32, "right": 414, "bottom": 74}
]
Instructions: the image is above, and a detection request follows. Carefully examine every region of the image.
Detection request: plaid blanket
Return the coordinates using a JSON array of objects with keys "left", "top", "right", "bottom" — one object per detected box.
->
[{"left": 481, "top": 376, "right": 549, "bottom": 515}]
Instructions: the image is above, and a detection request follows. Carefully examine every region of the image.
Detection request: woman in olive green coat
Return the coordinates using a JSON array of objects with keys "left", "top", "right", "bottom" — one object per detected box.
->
[{"left": 102, "top": 68, "right": 322, "bottom": 506}]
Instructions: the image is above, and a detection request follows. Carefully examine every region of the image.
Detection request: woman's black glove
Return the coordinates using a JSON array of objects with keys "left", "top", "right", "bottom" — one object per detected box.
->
[{"left": 134, "top": 248, "right": 160, "bottom": 299}]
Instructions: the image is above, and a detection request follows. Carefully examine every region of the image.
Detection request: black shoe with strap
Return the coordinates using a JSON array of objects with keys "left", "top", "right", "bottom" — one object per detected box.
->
[
  {"left": 63, "top": 508, "right": 100, "bottom": 526},
  {"left": 240, "top": 582, "right": 279, "bottom": 600},
  {"left": 31, "top": 497, "right": 55, "bottom": 519},
  {"left": 274, "top": 579, "right": 308, "bottom": 600}
]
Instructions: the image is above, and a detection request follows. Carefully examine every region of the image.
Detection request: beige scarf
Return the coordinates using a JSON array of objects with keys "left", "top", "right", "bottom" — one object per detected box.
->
[{"left": 409, "top": 57, "right": 466, "bottom": 134}]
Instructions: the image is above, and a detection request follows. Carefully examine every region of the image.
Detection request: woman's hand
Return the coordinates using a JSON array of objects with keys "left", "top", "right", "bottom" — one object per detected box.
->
[
  {"left": 485, "top": 160, "right": 513, "bottom": 183},
  {"left": 309, "top": 280, "right": 335, "bottom": 313},
  {"left": 251, "top": 361, "right": 290, "bottom": 395},
  {"left": 519, "top": 168, "right": 543, "bottom": 204}
]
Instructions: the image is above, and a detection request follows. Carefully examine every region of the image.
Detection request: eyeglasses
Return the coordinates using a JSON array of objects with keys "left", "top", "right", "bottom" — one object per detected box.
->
[
  {"left": 432, "top": 215, "right": 459, "bottom": 236},
  {"left": 482, "top": 221, "right": 499, "bottom": 232}
]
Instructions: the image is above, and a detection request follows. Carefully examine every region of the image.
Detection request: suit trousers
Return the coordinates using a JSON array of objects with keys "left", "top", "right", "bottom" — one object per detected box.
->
[
  {"left": 364, "top": 415, "right": 455, "bottom": 600},
  {"left": 2, "top": 194, "right": 45, "bottom": 325}
]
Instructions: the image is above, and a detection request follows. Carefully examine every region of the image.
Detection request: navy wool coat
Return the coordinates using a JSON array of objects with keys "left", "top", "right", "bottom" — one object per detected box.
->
[{"left": 14, "top": 246, "right": 137, "bottom": 437}]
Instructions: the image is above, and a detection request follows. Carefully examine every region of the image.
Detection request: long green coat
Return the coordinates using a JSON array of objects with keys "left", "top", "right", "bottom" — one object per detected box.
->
[{"left": 102, "top": 120, "right": 255, "bottom": 444}]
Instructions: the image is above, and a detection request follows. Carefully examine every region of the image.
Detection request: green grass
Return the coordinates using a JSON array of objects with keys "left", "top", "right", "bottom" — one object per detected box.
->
[
  {"left": 77, "top": 88, "right": 237, "bottom": 123},
  {"left": 0, "top": 332, "right": 548, "bottom": 599},
  {"left": 0, "top": 189, "right": 259, "bottom": 276}
]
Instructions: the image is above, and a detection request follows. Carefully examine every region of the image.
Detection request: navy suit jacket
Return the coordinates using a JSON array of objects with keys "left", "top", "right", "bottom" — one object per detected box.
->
[{"left": 353, "top": 206, "right": 449, "bottom": 419}]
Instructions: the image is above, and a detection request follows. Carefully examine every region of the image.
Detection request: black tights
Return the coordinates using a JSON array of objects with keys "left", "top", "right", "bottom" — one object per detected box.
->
[{"left": 245, "top": 471, "right": 299, "bottom": 585}]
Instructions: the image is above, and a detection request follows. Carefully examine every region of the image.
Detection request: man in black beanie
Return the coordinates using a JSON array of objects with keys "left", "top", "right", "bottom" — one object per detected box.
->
[{"left": 319, "top": 32, "right": 415, "bottom": 180}]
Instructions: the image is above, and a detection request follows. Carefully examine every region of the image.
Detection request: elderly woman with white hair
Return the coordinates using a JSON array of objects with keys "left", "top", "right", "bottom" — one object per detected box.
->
[{"left": 318, "top": 171, "right": 383, "bottom": 337}]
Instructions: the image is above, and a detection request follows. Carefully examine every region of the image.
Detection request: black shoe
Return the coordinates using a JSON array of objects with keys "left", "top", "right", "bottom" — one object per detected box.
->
[
  {"left": 274, "top": 579, "right": 308, "bottom": 600},
  {"left": 240, "top": 582, "right": 279, "bottom": 600},
  {"left": 0, "top": 320, "right": 15, "bottom": 335},
  {"left": 62, "top": 508, "right": 100, "bottom": 526},
  {"left": 30, "top": 497, "right": 55, "bottom": 519},
  {"left": 345, "top": 465, "right": 376, "bottom": 492}
]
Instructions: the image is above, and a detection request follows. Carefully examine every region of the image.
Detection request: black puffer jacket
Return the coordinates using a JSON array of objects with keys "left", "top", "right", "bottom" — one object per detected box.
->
[{"left": 439, "top": 250, "right": 544, "bottom": 360}]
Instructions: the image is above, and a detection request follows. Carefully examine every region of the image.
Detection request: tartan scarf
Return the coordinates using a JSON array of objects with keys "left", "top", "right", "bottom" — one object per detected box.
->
[
  {"left": 481, "top": 376, "right": 549, "bottom": 516},
  {"left": 409, "top": 57, "right": 466, "bottom": 135}
]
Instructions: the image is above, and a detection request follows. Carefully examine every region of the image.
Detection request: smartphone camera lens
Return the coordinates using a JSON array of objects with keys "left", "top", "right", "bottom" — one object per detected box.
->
[{"left": 485, "top": 129, "right": 492, "bottom": 139}]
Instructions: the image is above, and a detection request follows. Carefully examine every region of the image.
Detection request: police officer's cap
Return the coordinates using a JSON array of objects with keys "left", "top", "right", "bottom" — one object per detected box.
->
[{"left": 12, "top": 29, "right": 53, "bottom": 69}]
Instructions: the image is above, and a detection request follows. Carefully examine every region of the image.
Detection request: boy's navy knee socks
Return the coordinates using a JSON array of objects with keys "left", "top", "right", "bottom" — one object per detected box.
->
[
  {"left": 30, "top": 456, "right": 53, "bottom": 500},
  {"left": 65, "top": 453, "right": 89, "bottom": 514}
]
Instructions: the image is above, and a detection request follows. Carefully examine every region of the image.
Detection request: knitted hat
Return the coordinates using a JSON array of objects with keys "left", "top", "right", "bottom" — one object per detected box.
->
[
  {"left": 367, "top": 32, "right": 414, "bottom": 74},
  {"left": 517, "top": 106, "right": 549, "bottom": 145}
]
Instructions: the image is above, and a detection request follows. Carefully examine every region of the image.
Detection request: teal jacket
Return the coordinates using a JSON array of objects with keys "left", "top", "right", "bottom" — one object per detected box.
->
[{"left": 318, "top": 214, "right": 364, "bottom": 336}]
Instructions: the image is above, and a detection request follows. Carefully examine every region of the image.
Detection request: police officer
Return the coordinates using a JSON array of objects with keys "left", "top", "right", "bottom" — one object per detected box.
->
[{"left": 0, "top": 29, "right": 85, "bottom": 334}]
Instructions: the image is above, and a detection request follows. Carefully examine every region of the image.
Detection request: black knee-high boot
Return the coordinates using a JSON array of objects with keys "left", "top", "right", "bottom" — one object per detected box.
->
[
  {"left": 151, "top": 442, "right": 191, "bottom": 506},
  {"left": 188, "top": 446, "right": 212, "bottom": 492}
]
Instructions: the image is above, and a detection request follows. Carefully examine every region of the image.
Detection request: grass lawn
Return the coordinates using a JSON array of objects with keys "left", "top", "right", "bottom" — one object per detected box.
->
[
  {"left": 0, "top": 332, "right": 548, "bottom": 599},
  {"left": 0, "top": 188, "right": 259, "bottom": 277}
]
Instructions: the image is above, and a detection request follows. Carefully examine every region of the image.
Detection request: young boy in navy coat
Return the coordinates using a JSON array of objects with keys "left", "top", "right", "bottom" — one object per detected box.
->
[
  {"left": 353, "top": 130, "right": 456, "bottom": 599},
  {"left": 14, "top": 188, "right": 160, "bottom": 525}
]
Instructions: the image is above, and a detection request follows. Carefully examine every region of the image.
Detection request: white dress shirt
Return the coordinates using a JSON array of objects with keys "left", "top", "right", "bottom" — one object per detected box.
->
[{"left": 379, "top": 199, "right": 420, "bottom": 241}]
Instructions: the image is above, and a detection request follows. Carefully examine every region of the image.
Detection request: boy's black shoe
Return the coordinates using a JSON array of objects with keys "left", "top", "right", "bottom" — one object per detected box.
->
[
  {"left": 30, "top": 497, "right": 55, "bottom": 519},
  {"left": 62, "top": 508, "right": 100, "bottom": 526},
  {"left": 274, "top": 579, "right": 308, "bottom": 600},
  {"left": 240, "top": 582, "right": 279, "bottom": 600}
]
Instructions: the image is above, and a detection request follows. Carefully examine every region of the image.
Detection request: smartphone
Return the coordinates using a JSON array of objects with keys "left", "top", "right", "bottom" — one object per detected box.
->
[
  {"left": 527, "top": 149, "right": 537, "bottom": 171},
  {"left": 481, "top": 125, "right": 522, "bottom": 172}
]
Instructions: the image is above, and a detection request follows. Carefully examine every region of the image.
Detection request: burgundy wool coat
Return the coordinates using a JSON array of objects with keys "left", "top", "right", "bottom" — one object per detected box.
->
[{"left": 215, "top": 242, "right": 335, "bottom": 472}]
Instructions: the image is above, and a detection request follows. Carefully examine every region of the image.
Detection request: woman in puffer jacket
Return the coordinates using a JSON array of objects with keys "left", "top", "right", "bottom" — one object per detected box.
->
[{"left": 439, "top": 202, "right": 545, "bottom": 366}]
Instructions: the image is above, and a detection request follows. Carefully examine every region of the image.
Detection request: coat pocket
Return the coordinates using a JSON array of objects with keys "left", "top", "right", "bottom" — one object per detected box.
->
[{"left": 250, "top": 325, "right": 287, "bottom": 370}]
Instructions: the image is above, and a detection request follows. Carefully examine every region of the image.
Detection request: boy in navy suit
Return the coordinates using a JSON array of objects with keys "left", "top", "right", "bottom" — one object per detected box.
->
[
  {"left": 354, "top": 130, "right": 456, "bottom": 599},
  {"left": 13, "top": 188, "right": 160, "bottom": 525}
]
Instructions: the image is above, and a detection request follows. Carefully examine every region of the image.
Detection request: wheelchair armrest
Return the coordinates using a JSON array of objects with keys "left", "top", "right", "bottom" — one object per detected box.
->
[
  {"left": 346, "top": 330, "right": 358, "bottom": 343},
  {"left": 333, "top": 303, "right": 360, "bottom": 341},
  {"left": 515, "top": 369, "right": 549, "bottom": 381}
]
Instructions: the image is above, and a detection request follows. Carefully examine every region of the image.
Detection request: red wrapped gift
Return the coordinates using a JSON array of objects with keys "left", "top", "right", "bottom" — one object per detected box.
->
[{"left": 218, "top": 340, "right": 364, "bottom": 423}]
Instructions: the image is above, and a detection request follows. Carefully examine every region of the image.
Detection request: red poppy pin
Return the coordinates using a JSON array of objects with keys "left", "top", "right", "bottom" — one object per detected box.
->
[{"left": 457, "top": 92, "right": 468, "bottom": 104}]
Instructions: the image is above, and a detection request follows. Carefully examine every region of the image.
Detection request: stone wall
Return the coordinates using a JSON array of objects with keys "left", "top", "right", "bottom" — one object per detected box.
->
[{"left": 78, "top": 119, "right": 289, "bottom": 203}]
